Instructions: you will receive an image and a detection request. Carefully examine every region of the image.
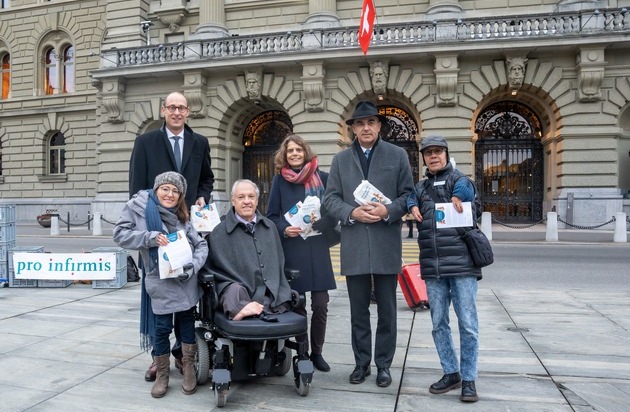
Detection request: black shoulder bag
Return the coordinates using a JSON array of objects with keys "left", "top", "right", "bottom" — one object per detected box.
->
[
  {"left": 423, "top": 181, "right": 494, "bottom": 268},
  {"left": 127, "top": 254, "right": 140, "bottom": 282}
]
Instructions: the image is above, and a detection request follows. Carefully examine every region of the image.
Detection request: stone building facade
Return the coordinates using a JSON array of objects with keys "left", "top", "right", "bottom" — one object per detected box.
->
[{"left": 0, "top": 0, "right": 629, "bottom": 228}]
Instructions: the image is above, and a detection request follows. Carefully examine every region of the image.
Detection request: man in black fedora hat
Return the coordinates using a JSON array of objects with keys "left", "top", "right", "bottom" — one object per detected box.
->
[{"left": 323, "top": 100, "right": 414, "bottom": 388}]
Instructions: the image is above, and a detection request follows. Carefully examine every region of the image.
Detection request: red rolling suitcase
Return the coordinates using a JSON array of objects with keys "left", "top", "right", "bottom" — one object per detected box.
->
[{"left": 398, "top": 263, "right": 429, "bottom": 309}]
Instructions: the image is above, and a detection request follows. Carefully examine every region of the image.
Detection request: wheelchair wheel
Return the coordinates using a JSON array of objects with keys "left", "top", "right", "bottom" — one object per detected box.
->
[
  {"left": 295, "top": 376, "right": 310, "bottom": 396},
  {"left": 214, "top": 386, "right": 228, "bottom": 408},
  {"left": 274, "top": 347, "right": 292, "bottom": 376},
  {"left": 195, "top": 328, "right": 210, "bottom": 385}
]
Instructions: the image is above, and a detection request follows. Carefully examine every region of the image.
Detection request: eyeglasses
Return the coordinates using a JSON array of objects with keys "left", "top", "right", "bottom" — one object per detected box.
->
[
  {"left": 423, "top": 147, "right": 445, "bottom": 156},
  {"left": 164, "top": 105, "right": 189, "bottom": 113},
  {"left": 158, "top": 186, "right": 181, "bottom": 196}
]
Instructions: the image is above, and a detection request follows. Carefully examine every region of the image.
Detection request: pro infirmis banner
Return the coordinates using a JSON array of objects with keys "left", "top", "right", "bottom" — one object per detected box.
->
[{"left": 12, "top": 253, "right": 117, "bottom": 280}]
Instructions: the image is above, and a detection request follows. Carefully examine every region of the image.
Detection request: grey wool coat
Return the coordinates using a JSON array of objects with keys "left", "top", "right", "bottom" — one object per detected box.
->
[
  {"left": 323, "top": 138, "right": 414, "bottom": 276},
  {"left": 113, "top": 191, "right": 208, "bottom": 315},
  {"left": 205, "top": 208, "right": 293, "bottom": 310}
]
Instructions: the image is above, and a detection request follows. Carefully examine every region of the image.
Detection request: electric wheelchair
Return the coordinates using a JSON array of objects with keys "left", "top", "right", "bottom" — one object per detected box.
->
[{"left": 194, "top": 268, "right": 314, "bottom": 408}]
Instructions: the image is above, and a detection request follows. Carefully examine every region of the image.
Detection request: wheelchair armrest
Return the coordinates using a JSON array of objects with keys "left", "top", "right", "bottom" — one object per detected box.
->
[
  {"left": 290, "top": 290, "right": 306, "bottom": 310},
  {"left": 284, "top": 268, "right": 300, "bottom": 282},
  {"left": 199, "top": 270, "right": 214, "bottom": 284},
  {"left": 197, "top": 268, "right": 219, "bottom": 311}
]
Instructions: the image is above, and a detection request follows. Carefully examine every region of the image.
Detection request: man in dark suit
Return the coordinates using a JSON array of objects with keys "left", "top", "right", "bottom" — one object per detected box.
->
[
  {"left": 129, "top": 91, "right": 214, "bottom": 208},
  {"left": 323, "top": 100, "right": 413, "bottom": 388},
  {"left": 129, "top": 91, "right": 214, "bottom": 382}
]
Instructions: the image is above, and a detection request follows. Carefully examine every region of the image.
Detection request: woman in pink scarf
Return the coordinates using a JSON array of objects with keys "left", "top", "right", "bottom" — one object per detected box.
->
[{"left": 267, "top": 134, "right": 337, "bottom": 372}]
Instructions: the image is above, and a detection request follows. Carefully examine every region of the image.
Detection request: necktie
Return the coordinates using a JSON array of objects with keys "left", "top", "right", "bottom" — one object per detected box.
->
[
  {"left": 173, "top": 136, "right": 182, "bottom": 171},
  {"left": 246, "top": 222, "right": 255, "bottom": 234},
  {"left": 365, "top": 149, "right": 371, "bottom": 159}
]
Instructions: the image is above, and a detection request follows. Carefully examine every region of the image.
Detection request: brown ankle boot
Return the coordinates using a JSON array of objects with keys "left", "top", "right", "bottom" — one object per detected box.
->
[
  {"left": 181, "top": 343, "right": 198, "bottom": 395},
  {"left": 151, "top": 354, "right": 170, "bottom": 398},
  {"left": 144, "top": 360, "right": 157, "bottom": 382}
]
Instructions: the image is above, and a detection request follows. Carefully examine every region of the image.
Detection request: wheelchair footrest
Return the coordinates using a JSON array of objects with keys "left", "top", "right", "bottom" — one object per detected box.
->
[
  {"left": 212, "top": 368, "right": 231, "bottom": 386},
  {"left": 256, "top": 356, "right": 273, "bottom": 376}
]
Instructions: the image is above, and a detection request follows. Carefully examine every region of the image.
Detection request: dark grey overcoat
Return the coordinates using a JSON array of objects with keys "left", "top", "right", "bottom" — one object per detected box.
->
[
  {"left": 323, "top": 139, "right": 414, "bottom": 276},
  {"left": 205, "top": 209, "right": 293, "bottom": 310}
]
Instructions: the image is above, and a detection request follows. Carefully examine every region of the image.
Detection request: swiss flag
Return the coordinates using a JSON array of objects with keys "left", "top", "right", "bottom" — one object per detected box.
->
[{"left": 358, "top": 0, "right": 376, "bottom": 55}]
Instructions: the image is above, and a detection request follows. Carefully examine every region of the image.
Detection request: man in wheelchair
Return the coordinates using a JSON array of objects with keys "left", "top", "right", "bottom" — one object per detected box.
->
[
  {"left": 198, "top": 179, "right": 313, "bottom": 406},
  {"left": 207, "top": 179, "right": 293, "bottom": 320}
]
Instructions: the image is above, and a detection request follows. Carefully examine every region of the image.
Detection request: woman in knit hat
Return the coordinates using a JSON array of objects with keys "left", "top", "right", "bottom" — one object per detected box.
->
[{"left": 114, "top": 171, "right": 208, "bottom": 398}]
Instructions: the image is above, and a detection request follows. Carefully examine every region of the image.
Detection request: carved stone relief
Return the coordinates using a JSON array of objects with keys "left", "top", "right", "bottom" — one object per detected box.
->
[
  {"left": 506, "top": 57, "right": 528, "bottom": 91},
  {"left": 577, "top": 48, "right": 605, "bottom": 102},
  {"left": 370, "top": 61, "right": 389, "bottom": 96},
  {"left": 182, "top": 71, "right": 208, "bottom": 118},
  {"left": 101, "top": 79, "right": 126, "bottom": 123},
  {"left": 434, "top": 55, "right": 459, "bottom": 106},
  {"left": 302, "top": 63, "right": 325, "bottom": 112}
]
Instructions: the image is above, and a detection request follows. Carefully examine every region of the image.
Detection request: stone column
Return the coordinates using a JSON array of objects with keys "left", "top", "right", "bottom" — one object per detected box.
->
[
  {"left": 194, "top": 0, "right": 228, "bottom": 39},
  {"left": 101, "top": 0, "right": 151, "bottom": 49},
  {"left": 304, "top": 0, "right": 340, "bottom": 28},
  {"left": 427, "top": 0, "right": 463, "bottom": 20}
]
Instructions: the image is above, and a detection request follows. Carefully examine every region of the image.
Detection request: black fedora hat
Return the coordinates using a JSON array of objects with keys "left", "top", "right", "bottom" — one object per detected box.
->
[{"left": 345, "top": 100, "right": 388, "bottom": 125}]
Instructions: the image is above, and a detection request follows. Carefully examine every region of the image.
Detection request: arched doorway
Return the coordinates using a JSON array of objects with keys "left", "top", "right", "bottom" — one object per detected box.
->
[
  {"left": 378, "top": 105, "right": 420, "bottom": 182},
  {"left": 474, "top": 101, "right": 544, "bottom": 222},
  {"left": 242, "top": 110, "right": 293, "bottom": 214}
]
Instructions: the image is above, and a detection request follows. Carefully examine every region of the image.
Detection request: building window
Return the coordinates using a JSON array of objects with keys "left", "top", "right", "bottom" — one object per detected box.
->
[
  {"left": 44, "top": 48, "right": 57, "bottom": 95},
  {"left": 1, "top": 53, "right": 9, "bottom": 99},
  {"left": 62, "top": 45, "right": 74, "bottom": 93},
  {"left": 48, "top": 131, "right": 65, "bottom": 174},
  {"left": 42, "top": 44, "right": 74, "bottom": 95},
  {"left": 1, "top": 0, "right": 8, "bottom": 9}
]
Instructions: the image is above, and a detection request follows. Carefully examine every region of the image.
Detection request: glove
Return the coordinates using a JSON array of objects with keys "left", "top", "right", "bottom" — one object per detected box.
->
[
  {"left": 178, "top": 263, "right": 194, "bottom": 281},
  {"left": 312, "top": 219, "right": 324, "bottom": 232}
]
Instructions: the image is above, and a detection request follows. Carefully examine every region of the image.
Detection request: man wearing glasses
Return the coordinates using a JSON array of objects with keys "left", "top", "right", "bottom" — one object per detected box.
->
[
  {"left": 129, "top": 91, "right": 214, "bottom": 208},
  {"left": 129, "top": 91, "right": 214, "bottom": 383}
]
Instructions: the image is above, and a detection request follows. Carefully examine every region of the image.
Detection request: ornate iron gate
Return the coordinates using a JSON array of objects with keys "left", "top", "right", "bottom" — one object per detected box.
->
[
  {"left": 242, "top": 110, "right": 293, "bottom": 214},
  {"left": 474, "top": 102, "right": 544, "bottom": 222},
  {"left": 379, "top": 105, "right": 420, "bottom": 182}
]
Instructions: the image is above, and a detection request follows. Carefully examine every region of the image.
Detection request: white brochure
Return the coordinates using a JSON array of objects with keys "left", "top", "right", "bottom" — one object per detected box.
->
[
  {"left": 284, "top": 195, "right": 323, "bottom": 239},
  {"left": 190, "top": 203, "right": 221, "bottom": 233},
  {"left": 353, "top": 180, "right": 392, "bottom": 206},
  {"left": 158, "top": 230, "right": 192, "bottom": 279},
  {"left": 434, "top": 202, "right": 474, "bottom": 229}
]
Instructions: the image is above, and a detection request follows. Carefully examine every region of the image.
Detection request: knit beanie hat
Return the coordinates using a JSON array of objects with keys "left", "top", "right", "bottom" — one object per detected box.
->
[{"left": 153, "top": 171, "right": 187, "bottom": 196}]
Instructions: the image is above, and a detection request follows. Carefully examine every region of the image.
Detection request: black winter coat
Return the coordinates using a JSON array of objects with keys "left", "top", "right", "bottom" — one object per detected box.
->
[
  {"left": 267, "top": 172, "right": 337, "bottom": 294},
  {"left": 414, "top": 164, "right": 482, "bottom": 280},
  {"left": 129, "top": 123, "right": 214, "bottom": 208}
]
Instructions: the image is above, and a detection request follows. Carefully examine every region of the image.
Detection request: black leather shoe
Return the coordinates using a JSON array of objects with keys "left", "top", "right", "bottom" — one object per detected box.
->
[
  {"left": 429, "top": 372, "right": 461, "bottom": 394},
  {"left": 460, "top": 380, "right": 479, "bottom": 402},
  {"left": 349, "top": 365, "right": 371, "bottom": 384},
  {"left": 310, "top": 353, "right": 331, "bottom": 372},
  {"left": 376, "top": 368, "right": 392, "bottom": 387}
]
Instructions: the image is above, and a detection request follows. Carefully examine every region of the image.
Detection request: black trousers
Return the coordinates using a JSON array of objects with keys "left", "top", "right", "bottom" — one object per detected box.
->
[
  {"left": 346, "top": 274, "right": 397, "bottom": 369},
  {"left": 295, "top": 290, "right": 330, "bottom": 355}
]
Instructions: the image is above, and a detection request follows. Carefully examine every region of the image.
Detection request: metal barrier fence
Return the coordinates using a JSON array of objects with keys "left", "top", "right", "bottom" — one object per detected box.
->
[
  {"left": 488, "top": 211, "right": 628, "bottom": 242},
  {"left": 45, "top": 210, "right": 630, "bottom": 242}
]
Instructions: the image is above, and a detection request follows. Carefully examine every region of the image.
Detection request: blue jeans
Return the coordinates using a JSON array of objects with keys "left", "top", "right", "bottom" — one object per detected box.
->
[
  {"left": 153, "top": 307, "right": 196, "bottom": 356},
  {"left": 425, "top": 276, "right": 479, "bottom": 381}
]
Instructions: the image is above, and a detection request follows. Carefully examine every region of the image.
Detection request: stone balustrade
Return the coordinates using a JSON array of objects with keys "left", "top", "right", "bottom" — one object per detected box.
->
[{"left": 109, "top": 8, "right": 629, "bottom": 68}]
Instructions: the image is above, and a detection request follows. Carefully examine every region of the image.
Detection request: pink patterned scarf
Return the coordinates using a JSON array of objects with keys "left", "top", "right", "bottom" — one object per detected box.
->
[{"left": 281, "top": 158, "right": 325, "bottom": 198}]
